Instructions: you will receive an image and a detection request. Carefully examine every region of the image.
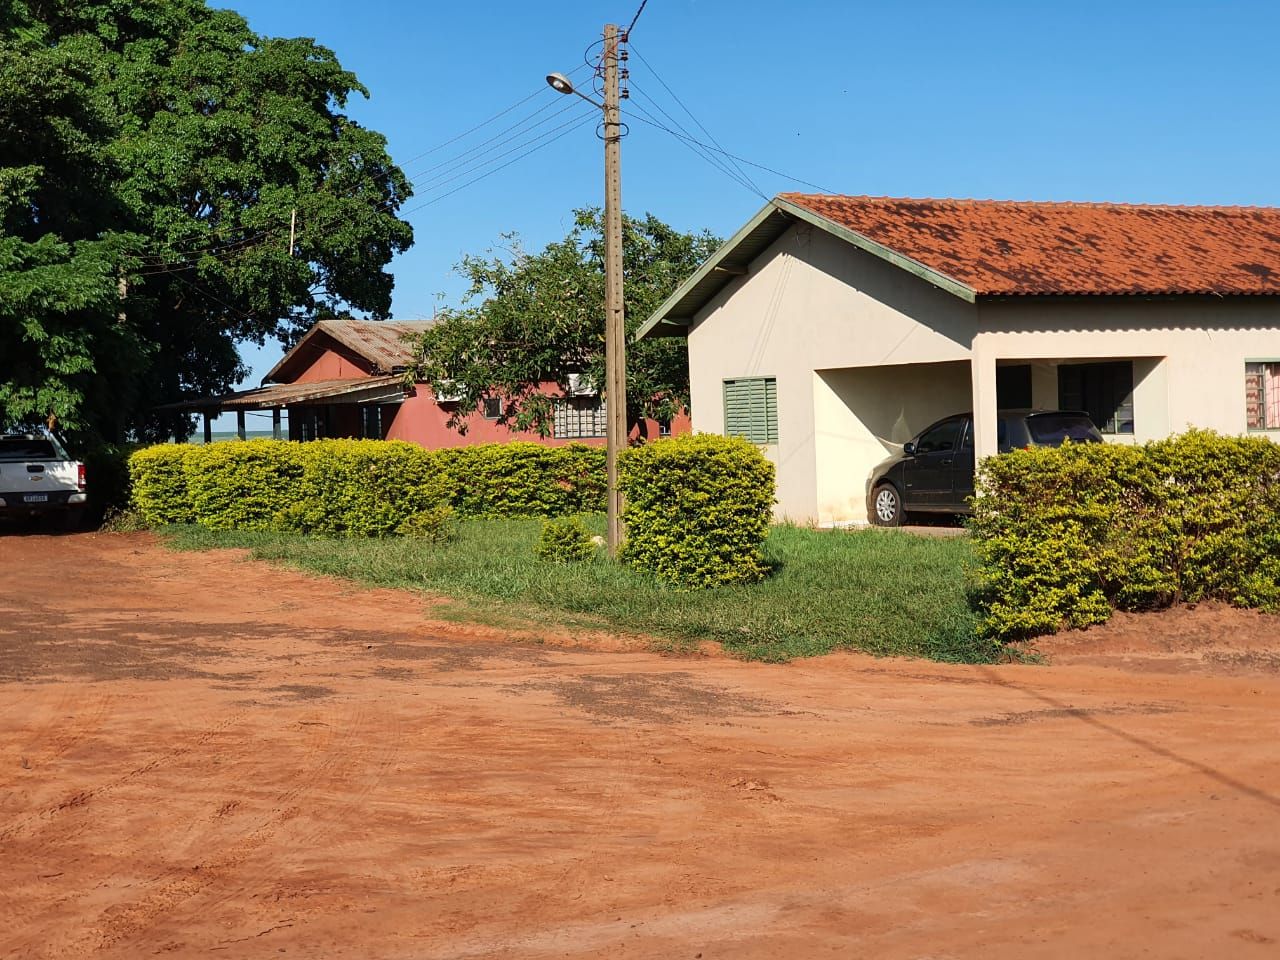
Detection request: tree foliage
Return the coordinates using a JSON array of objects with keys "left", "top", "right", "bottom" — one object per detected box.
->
[
  {"left": 0, "top": 0, "right": 412, "bottom": 444},
  {"left": 408, "top": 209, "right": 719, "bottom": 434}
]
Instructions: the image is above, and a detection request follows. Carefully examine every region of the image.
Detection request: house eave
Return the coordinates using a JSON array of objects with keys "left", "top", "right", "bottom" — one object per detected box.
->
[{"left": 635, "top": 197, "right": 978, "bottom": 343}]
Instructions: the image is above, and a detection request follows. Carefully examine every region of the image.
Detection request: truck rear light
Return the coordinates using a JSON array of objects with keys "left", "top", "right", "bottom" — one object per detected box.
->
[{"left": 77, "top": 463, "right": 86, "bottom": 491}]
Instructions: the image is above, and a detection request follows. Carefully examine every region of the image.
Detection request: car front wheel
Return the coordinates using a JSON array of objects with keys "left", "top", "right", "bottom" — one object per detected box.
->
[{"left": 870, "top": 483, "right": 903, "bottom": 527}]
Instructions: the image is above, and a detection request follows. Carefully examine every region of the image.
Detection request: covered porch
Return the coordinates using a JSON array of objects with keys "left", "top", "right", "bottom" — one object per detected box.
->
[
  {"left": 813, "top": 353, "right": 1161, "bottom": 525},
  {"left": 164, "top": 376, "right": 410, "bottom": 443}
]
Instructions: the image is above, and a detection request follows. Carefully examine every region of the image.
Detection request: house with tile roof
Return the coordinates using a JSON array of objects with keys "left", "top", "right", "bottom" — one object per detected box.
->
[
  {"left": 176, "top": 318, "right": 686, "bottom": 447},
  {"left": 636, "top": 194, "right": 1280, "bottom": 525}
]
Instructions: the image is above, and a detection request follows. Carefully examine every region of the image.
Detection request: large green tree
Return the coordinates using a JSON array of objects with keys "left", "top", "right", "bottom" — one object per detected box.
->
[
  {"left": 409, "top": 209, "right": 719, "bottom": 435},
  {"left": 0, "top": 0, "right": 412, "bottom": 444}
]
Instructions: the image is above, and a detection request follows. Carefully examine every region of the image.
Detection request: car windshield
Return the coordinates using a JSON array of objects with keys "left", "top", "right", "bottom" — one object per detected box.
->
[
  {"left": 0, "top": 436, "right": 66, "bottom": 461},
  {"left": 1026, "top": 414, "right": 1103, "bottom": 446}
]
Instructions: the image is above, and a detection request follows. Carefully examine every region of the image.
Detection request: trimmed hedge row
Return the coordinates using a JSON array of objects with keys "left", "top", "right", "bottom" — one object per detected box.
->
[
  {"left": 130, "top": 439, "right": 608, "bottom": 537},
  {"left": 970, "top": 430, "right": 1280, "bottom": 641},
  {"left": 620, "top": 434, "right": 775, "bottom": 587},
  {"left": 130, "top": 435, "right": 777, "bottom": 588}
]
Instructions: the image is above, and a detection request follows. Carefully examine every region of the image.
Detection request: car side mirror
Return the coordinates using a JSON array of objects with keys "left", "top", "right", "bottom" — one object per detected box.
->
[{"left": 903, "top": 441, "right": 916, "bottom": 456}]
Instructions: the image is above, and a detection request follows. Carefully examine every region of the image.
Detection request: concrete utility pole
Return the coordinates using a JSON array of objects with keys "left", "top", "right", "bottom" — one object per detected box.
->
[
  {"left": 601, "top": 23, "right": 627, "bottom": 557},
  {"left": 546, "top": 24, "right": 629, "bottom": 556}
]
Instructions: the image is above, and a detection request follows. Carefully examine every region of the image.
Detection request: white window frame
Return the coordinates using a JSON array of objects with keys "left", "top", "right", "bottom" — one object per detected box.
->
[{"left": 1246, "top": 360, "right": 1280, "bottom": 432}]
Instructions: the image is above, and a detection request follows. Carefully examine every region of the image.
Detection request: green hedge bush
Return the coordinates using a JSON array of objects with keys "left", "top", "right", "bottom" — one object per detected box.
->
[
  {"left": 129, "top": 438, "right": 602, "bottom": 536},
  {"left": 183, "top": 439, "right": 305, "bottom": 530},
  {"left": 279, "top": 439, "right": 451, "bottom": 538},
  {"left": 535, "top": 516, "right": 598, "bottom": 564},
  {"left": 970, "top": 430, "right": 1280, "bottom": 641},
  {"left": 434, "top": 442, "right": 606, "bottom": 517},
  {"left": 129, "top": 445, "right": 195, "bottom": 525},
  {"left": 620, "top": 434, "right": 775, "bottom": 587}
]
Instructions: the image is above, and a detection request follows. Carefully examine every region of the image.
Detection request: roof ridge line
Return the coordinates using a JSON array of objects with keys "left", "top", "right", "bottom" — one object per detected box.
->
[{"left": 774, "top": 192, "right": 1280, "bottom": 213}]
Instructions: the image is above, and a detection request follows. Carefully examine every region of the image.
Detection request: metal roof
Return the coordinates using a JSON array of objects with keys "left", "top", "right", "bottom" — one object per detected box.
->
[
  {"left": 158, "top": 376, "right": 408, "bottom": 412},
  {"left": 636, "top": 194, "right": 1280, "bottom": 340},
  {"left": 265, "top": 319, "right": 436, "bottom": 381}
]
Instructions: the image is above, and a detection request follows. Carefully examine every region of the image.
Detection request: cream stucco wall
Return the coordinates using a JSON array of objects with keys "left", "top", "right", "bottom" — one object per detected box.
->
[
  {"left": 687, "top": 225, "right": 1280, "bottom": 524},
  {"left": 687, "top": 224, "right": 976, "bottom": 522},
  {"left": 970, "top": 298, "right": 1280, "bottom": 458}
]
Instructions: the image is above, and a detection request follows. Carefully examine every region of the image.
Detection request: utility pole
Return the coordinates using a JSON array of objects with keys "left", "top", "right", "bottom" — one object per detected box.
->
[
  {"left": 602, "top": 22, "right": 627, "bottom": 557},
  {"left": 288, "top": 208, "right": 297, "bottom": 258}
]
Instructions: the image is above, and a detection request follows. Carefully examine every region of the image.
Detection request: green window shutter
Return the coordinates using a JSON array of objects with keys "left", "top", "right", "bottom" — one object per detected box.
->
[{"left": 723, "top": 377, "right": 778, "bottom": 444}]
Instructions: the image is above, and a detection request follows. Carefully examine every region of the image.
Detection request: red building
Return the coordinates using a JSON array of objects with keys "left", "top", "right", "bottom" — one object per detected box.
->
[{"left": 180, "top": 319, "right": 688, "bottom": 446}]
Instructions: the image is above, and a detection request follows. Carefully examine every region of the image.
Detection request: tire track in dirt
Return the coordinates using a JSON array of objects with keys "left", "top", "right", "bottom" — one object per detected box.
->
[
  {"left": 14, "top": 709, "right": 341, "bottom": 959},
  {"left": 0, "top": 709, "right": 248, "bottom": 847},
  {"left": 1, "top": 690, "right": 115, "bottom": 786},
  {"left": 68, "top": 696, "right": 410, "bottom": 957}
]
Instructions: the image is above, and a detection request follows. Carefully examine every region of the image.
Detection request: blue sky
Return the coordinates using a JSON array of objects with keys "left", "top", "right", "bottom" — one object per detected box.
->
[{"left": 217, "top": 0, "right": 1280, "bottom": 427}]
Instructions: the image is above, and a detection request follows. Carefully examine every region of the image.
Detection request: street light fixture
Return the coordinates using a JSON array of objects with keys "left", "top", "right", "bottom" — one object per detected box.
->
[{"left": 547, "top": 26, "right": 627, "bottom": 558}]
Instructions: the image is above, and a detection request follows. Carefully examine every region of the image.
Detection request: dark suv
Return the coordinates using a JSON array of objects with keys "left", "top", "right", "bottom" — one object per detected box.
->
[{"left": 866, "top": 410, "right": 1102, "bottom": 526}]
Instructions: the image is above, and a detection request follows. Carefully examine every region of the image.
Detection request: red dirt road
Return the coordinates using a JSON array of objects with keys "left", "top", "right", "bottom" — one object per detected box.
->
[{"left": 2, "top": 532, "right": 1278, "bottom": 959}]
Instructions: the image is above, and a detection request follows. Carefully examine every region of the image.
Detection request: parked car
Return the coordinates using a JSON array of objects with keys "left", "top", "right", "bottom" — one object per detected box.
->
[
  {"left": 0, "top": 426, "right": 87, "bottom": 529},
  {"left": 866, "top": 410, "right": 1103, "bottom": 526}
]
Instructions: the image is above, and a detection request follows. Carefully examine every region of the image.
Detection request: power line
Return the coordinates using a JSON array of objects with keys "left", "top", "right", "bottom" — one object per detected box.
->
[
  {"left": 624, "top": 0, "right": 649, "bottom": 39},
  {"left": 409, "top": 98, "right": 583, "bottom": 190},
  {"left": 397, "top": 61, "right": 593, "bottom": 171},
  {"left": 413, "top": 109, "right": 595, "bottom": 195},
  {"left": 401, "top": 112, "right": 597, "bottom": 214},
  {"left": 625, "top": 108, "right": 835, "bottom": 194},
  {"left": 169, "top": 270, "right": 261, "bottom": 325},
  {"left": 627, "top": 42, "right": 764, "bottom": 197},
  {"left": 626, "top": 85, "right": 765, "bottom": 199}
]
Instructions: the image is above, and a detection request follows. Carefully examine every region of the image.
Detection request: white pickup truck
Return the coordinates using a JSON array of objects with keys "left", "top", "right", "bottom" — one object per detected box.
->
[{"left": 0, "top": 428, "right": 87, "bottom": 528}]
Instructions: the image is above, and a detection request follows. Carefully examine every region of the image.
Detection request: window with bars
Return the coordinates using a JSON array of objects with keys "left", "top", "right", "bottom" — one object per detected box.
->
[
  {"left": 360, "top": 404, "right": 383, "bottom": 439},
  {"left": 554, "top": 397, "right": 607, "bottom": 439},
  {"left": 295, "top": 408, "right": 327, "bottom": 442},
  {"left": 482, "top": 397, "right": 503, "bottom": 420},
  {"left": 1058, "top": 361, "right": 1134, "bottom": 435},
  {"left": 723, "top": 377, "right": 778, "bottom": 444},
  {"left": 1246, "top": 361, "right": 1280, "bottom": 431}
]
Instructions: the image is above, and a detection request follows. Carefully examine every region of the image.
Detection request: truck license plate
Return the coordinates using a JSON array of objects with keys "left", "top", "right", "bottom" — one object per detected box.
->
[{"left": 23, "top": 494, "right": 48, "bottom": 503}]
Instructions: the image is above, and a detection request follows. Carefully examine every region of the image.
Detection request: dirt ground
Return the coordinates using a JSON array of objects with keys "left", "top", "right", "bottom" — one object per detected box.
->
[{"left": 2, "top": 532, "right": 1279, "bottom": 959}]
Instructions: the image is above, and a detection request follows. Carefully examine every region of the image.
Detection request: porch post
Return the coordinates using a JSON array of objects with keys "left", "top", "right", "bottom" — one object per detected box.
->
[
  {"left": 272, "top": 407, "right": 282, "bottom": 440},
  {"left": 236, "top": 410, "right": 246, "bottom": 441},
  {"left": 203, "top": 411, "right": 213, "bottom": 445},
  {"left": 971, "top": 351, "right": 998, "bottom": 462}
]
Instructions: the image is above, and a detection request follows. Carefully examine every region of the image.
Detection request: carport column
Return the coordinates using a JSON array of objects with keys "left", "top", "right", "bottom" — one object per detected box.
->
[
  {"left": 236, "top": 410, "right": 246, "bottom": 441},
  {"left": 970, "top": 350, "right": 999, "bottom": 462},
  {"left": 272, "top": 408, "right": 282, "bottom": 440},
  {"left": 202, "top": 411, "right": 213, "bottom": 445}
]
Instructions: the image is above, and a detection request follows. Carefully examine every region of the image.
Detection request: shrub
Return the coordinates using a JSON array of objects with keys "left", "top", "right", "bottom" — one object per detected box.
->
[
  {"left": 970, "top": 430, "right": 1280, "bottom": 642},
  {"left": 535, "top": 516, "right": 598, "bottom": 563},
  {"left": 129, "top": 445, "right": 195, "bottom": 525},
  {"left": 182, "top": 439, "right": 305, "bottom": 530},
  {"left": 128, "top": 438, "right": 607, "bottom": 535},
  {"left": 435, "top": 442, "right": 606, "bottom": 517},
  {"left": 279, "top": 439, "right": 451, "bottom": 537},
  {"left": 620, "top": 434, "right": 775, "bottom": 587}
]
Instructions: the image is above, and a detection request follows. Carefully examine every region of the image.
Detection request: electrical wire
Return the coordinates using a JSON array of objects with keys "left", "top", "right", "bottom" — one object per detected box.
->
[
  {"left": 626, "top": 108, "right": 835, "bottom": 194},
  {"left": 627, "top": 42, "right": 764, "bottom": 197},
  {"left": 624, "top": 0, "right": 649, "bottom": 39},
  {"left": 408, "top": 97, "right": 582, "bottom": 189},
  {"left": 401, "top": 111, "right": 597, "bottom": 214},
  {"left": 626, "top": 85, "right": 765, "bottom": 199},
  {"left": 169, "top": 270, "right": 261, "bottom": 325},
  {"left": 394, "top": 61, "right": 589, "bottom": 170}
]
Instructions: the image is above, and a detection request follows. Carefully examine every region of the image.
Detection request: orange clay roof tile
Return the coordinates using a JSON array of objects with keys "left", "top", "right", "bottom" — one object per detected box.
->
[{"left": 777, "top": 193, "right": 1280, "bottom": 296}]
